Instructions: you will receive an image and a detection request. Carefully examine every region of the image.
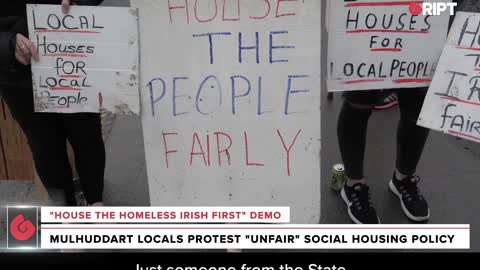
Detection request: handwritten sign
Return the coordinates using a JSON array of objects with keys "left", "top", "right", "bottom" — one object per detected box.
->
[
  {"left": 327, "top": 0, "right": 451, "bottom": 91},
  {"left": 27, "top": 4, "right": 140, "bottom": 114},
  {"left": 132, "top": 0, "right": 321, "bottom": 223},
  {"left": 418, "top": 12, "right": 480, "bottom": 143}
]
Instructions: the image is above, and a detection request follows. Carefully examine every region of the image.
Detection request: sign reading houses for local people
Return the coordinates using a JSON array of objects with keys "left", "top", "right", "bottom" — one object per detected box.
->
[
  {"left": 132, "top": 0, "right": 321, "bottom": 223},
  {"left": 27, "top": 5, "right": 140, "bottom": 114},
  {"left": 418, "top": 12, "right": 480, "bottom": 143},
  {"left": 327, "top": 0, "right": 451, "bottom": 91}
]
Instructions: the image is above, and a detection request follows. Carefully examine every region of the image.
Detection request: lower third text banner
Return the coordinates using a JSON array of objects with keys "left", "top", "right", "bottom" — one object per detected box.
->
[
  {"left": 40, "top": 224, "right": 469, "bottom": 250},
  {"left": 3, "top": 207, "right": 470, "bottom": 250}
]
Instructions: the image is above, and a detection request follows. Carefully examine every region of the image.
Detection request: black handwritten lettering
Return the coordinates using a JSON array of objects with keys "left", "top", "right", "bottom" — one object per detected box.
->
[
  {"left": 382, "top": 14, "right": 393, "bottom": 29},
  {"left": 41, "top": 91, "right": 89, "bottom": 108},
  {"left": 451, "top": 115, "right": 465, "bottom": 131},
  {"left": 396, "top": 13, "right": 406, "bottom": 30},
  {"left": 32, "top": 10, "right": 46, "bottom": 30},
  {"left": 47, "top": 14, "right": 62, "bottom": 29},
  {"left": 395, "top": 38, "right": 403, "bottom": 49},
  {"left": 465, "top": 54, "right": 480, "bottom": 67},
  {"left": 92, "top": 14, "right": 105, "bottom": 29},
  {"left": 344, "top": 63, "right": 354, "bottom": 76},
  {"left": 39, "top": 76, "right": 92, "bottom": 89},
  {"left": 76, "top": 45, "right": 86, "bottom": 53},
  {"left": 468, "top": 76, "right": 480, "bottom": 102},
  {"left": 357, "top": 63, "right": 366, "bottom": 78},
  {"left": 421, "top": 15, "right": 432, "bottom": 31},
  {"left": 369, "top": 35, "right": 379, "bottom": 48},
  {"left": 344, "top": 10, "right": 429, "bottom": 31},
  {"left": 457, "top": 17, "right": 480, "bottom": 47},
  {"left": 62, "top": 15, "right": 79, "bottom": 30},
  {"left": 37, "top": 35, "right": 97, "bottom": 55},
  {"left": 346, "top": 10, "right": 359, "bottom": 29},
  {"left": 444, "top": 71, "right": 468, "bottom": 96},
  {"left": 339, "top": 60, "right": 431, "bottom": 79},
  {"left": 440, "top": 103, "right": 480, "bottom": 136},
  {"left": 440, "top": 103, "right": 455, "bottom": 129},
  {"left": 365, "top": 14, "right": 377, "bottom": 29},
  {"left": 55, "top": 58, "right": 88, "bottom": 76},
  {"left": 79, "top": 16, "right": 89, "bottom": 28},
  {"left": 35, "top": 13, "right": 104, "bottom": 32},
  {"left": 409, "top": 15, "right": 417, "bottom": 31}
]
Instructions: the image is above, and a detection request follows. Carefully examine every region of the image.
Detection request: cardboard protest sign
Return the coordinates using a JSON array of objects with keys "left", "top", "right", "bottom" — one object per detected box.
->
[
  {"left": 132, "top": 0, "right": 321, "bottom": 223},
  {"left": 327, "top": 0, "right": 452, "bottom": 91},
  {"left": 27, "top": 5, "right": 140, "bottom": 114},
  {"left": 418, "top": 12, "right": 480, "bottom": 143}
]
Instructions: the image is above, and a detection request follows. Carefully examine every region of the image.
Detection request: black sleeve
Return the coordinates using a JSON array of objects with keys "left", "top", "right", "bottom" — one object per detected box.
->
[
  {"left": 0, "top": 31, "right": 16, "bottom": 68},
  {"left": 73, "top": 0, "right": 105, "bottom": 6}
]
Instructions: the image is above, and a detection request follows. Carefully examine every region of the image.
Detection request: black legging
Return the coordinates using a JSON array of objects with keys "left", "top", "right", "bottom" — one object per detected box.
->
[
  {"left": 337, "top": 88, "right": 430, "bottom": 180},
  {"left": 2, "top": 87, "right": 105, "bottom": 205}
]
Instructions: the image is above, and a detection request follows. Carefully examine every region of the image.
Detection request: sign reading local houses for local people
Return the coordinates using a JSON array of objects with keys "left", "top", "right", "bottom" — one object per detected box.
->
[
  {"left": 327, "top": 0, "right": 452, "bottom": 91},
  {"left": 132, "top": 0, "right": 321, "bottom": 223},
  {"left": 418, "top": 12, "right": 480, "bottom": 143},
  {"left": 27, "top": 5, "right": 140, "bottom": 114}
]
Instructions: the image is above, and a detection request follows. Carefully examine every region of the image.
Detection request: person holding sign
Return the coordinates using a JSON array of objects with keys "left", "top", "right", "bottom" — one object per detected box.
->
[
  {"left": 337, "top": 0, "right": 468, "bottom": 225},
  {"left": 0, "top": 0, "right": 105, "bottom": 207},
  {"left": 332, "top": 1, "right": 463, "bottom": 224},
  {"left": 338, "top": 87, "right": 431, "bottom": 224}
]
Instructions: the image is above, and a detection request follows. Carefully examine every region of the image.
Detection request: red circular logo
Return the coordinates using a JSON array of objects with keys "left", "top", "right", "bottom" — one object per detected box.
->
[
  {"left": 10, "top": 214, "right": 36, "bottom": 241},
  {"left": 409, "top": 2, "right": 423, "bottom": 16}
]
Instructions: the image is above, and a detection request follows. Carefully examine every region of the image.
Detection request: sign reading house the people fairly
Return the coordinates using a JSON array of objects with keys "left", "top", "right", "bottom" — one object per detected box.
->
[
  {"left": 132, "top": 0, "right": 321, "bottom": 223},
  {"left": 327, "top": 0, "right": 452, "bottom": 91},
  {"left": 418, "top": 12, "right": 480, "bottom": 143},
  {"left": 27, "top": 4, "right": 140, "bottom": 114}
]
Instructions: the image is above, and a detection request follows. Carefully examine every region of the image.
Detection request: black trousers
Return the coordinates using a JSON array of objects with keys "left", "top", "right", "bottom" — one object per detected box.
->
[
  {"left": 1, "top": 87, "right": 105, "bottom": 205},
  {"left": 337, "top": 88, "right": 430, "bottom": 180}
]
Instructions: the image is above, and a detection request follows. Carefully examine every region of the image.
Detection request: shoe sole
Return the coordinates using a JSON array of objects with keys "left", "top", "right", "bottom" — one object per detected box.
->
[
  {"left": 389, "top": 179, "right": 430, "bottom": 222},
  {"left": 340, "top": 188, "right": 380, "bottom": 225}
]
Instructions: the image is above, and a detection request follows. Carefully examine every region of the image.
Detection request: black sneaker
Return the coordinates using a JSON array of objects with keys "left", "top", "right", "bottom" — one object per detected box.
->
[
  {"left": 374, "top": 90, "right": 398, "bottom": 110},
  {"left": 341, "top": 183, "right": 380, "bottom": 224},
  {"left": 389, "top": 173, "right": 430, "bottom": 222}
]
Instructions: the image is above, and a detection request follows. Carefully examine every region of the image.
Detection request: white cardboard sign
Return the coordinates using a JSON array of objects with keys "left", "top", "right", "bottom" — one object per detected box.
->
[
  {"left": 132, "top": 0, "right": 321, "bottom": 223},
  {"left": 327, "top": 0, "right": 451, "bottom": 91},
  {"left": 418, "top": 12, "right": 480, "bottom": 143},
  {"left": 27, "top": 4, "right": 140, "bottom": 114}
]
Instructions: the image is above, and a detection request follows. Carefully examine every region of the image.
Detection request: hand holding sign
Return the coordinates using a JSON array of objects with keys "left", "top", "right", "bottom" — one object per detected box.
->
[
  {"left": 15, "top": 1, "right": 71, "bottom": 65},
  {"left": 27, "top": 4, "right": 140, "bottom": 114},
  {"left": 62, "top": 0, "right": 71, "bottom": 14},
  {"left": 15, "top": 34, "right": 39, "bottom": 65}
]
